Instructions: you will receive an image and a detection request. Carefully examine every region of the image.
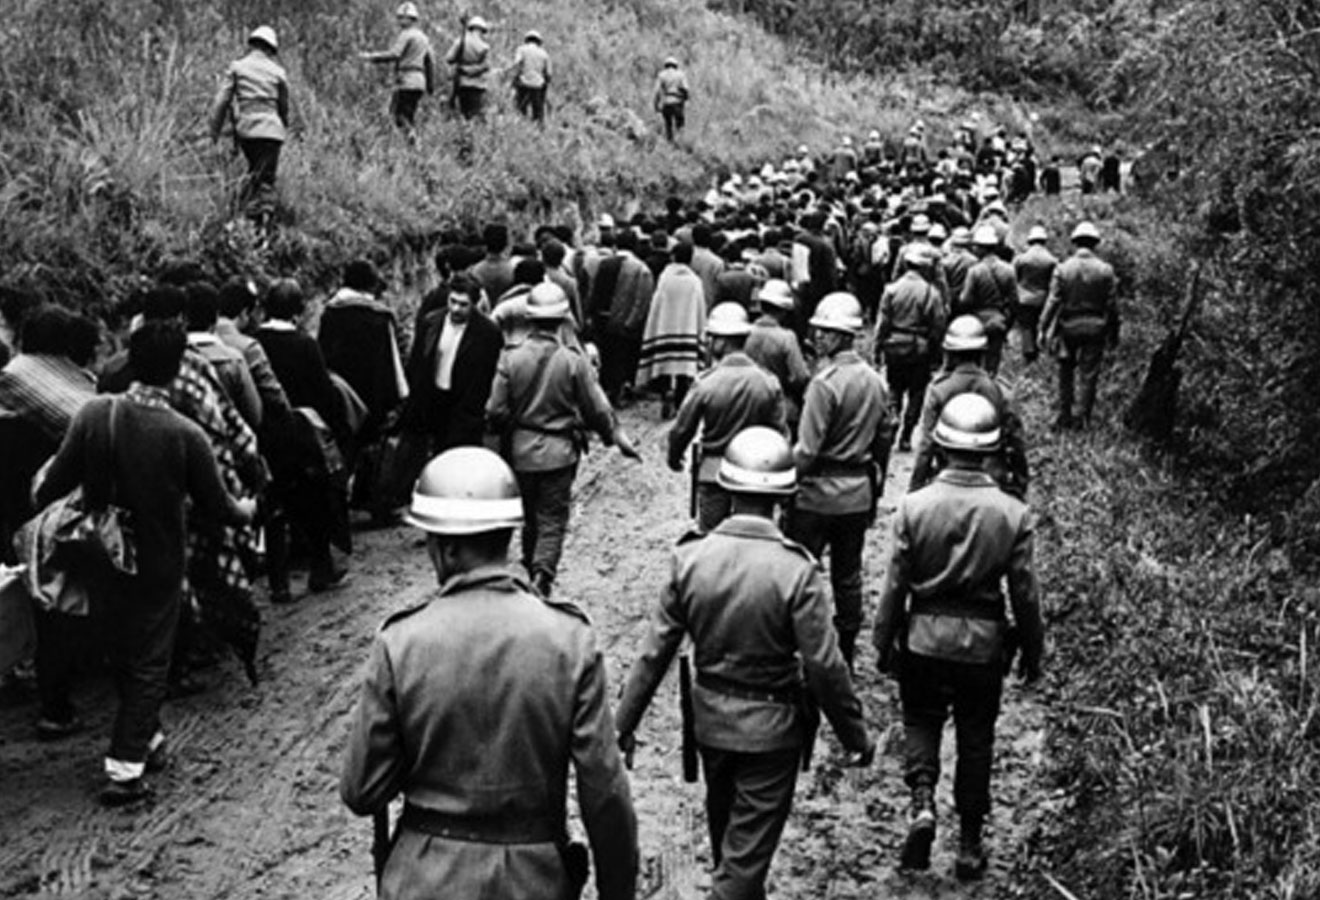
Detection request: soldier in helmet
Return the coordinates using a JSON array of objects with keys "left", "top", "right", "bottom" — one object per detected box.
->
[
  {"left": 877, "top": 245, "right": 947, "bottom": 452},
  {"left": 744, "top": 279, "right": 810, "bottom": 435},
  {"left": 956, "top": 226, "right": 1017, "bottom": 376},
  {"left": 873, "top": 393, "right": 1045, "bottom": 881},
  {"left": 909, "top": 315, "right": 1029, "bottom": 499},
  {"left": 617, "top": 426, "right": 874, "bottom": 900},
  {"left": 509, "top": 30, "right": 552, "bottom": 124},
  {"left": 654, "top": 57, "right": 691, "bottom": 141},
  {"left": 446, "top": 16, "right": 491, "bottom": 120},
  {"left": 360, "top": 2, "right": 435, "bottom": 131},
  {"left": 788, "top": 292, "right": 894, "bottom": 668},
  {"left": 485, "top": 282, "right": 640, "bottom": 597},
  {"left": 1011, "top": 225, "right": 1058, "bottom": 363},
  {"left": 668, "top": 303, "right": 786, "bottom": 533},
  {"left": 340, "top": 447, "right": 638, "bottom": 900},
  {"left": 1038, "top": 221, "right": 1119, "bottom": 429},
  {"left": 208, "top": 26, "right": 290, "bottom": 205}
]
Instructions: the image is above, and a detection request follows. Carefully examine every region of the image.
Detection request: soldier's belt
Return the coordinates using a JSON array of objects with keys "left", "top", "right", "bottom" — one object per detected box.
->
[
  {"left": 812, "top": 459, "right": 871, "bottom": 478},
  {"left": 399, "top": 804, "right": 567, "bottom": 845},
  {"left": 697, "top": 672, "right": 801, "bottom": 705}
]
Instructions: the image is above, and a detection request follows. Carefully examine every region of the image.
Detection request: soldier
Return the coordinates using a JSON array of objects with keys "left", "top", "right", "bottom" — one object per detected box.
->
[
  {"left": 956, "top": 225, "right": 1017, "bottom": 376},
  {"left": 877, "top": 245, "right": 947, "bottom": 452},
  {"left": 654, "top": 57, "right": 690, "bottom": 142},
  {"left": 744, "top": 280, "right": 810, "bottom": 434},
  {"left": 873, "top": 393, "right": 1044, "bottom": 881},
  {"left": 340, "top": 447, "right": 638, "bottom": 900},
  {"left": 1011, "top": 225, "right": 1058, "bottom": 363},
  {"left": 941, "top": 227, "right": 977, "bottom": 309},
  {"left": 617, "top": 427, "right": 874, "bottom": 900},
  {"left": 208, "top": 26, "right": 290, "bottom": 205},
  {"left": 509, "top": 30, "right": 552, "bottom": 124},
  {"left": 359, "top": 2, "right": 434, "bottom": 132},
  {"left": 909, "top": 316, "right": 1029, "bottom": 499},
  {"left": 485, "top": 283, "right": 640, "bottom": 597},
  {"left": 668, "top": 303, "right": 786, "bottom": 532},
  {"left": 1039, "top": 221, "right": 1119, "bottom": 429},
  {"left": 789, "top": 292, "right": 893, "bottom": 668},
  {"left": 446, "top": 16, "right": 491, "bottom": 120}
]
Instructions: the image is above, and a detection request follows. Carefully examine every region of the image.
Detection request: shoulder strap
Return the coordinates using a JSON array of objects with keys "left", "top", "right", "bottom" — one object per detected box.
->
[{"left": 511, "top": 343, "right": 559, "bottom": 428}]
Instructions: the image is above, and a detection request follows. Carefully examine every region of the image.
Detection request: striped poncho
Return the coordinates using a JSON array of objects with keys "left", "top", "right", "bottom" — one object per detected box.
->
[{"left": 637, "top": 263, "right": 706, "bottom": 384}]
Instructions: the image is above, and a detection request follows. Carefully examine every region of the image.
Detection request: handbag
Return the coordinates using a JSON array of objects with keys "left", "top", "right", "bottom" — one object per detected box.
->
[{"left": 51, "top": 398, "right": 136, "bottom": 577}]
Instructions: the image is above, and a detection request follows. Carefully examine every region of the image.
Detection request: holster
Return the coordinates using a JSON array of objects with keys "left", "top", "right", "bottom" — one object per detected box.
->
[{"left": 559, "top": 840, "right": 590, "bottom": 900}]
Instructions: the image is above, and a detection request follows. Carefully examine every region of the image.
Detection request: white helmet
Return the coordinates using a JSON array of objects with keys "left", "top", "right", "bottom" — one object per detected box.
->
[
  {"left": 396, "top": 2, "right": 420, "bottom": 20},
  {"left": 248, "top": 26, "right": 278, "bottom": 51}
]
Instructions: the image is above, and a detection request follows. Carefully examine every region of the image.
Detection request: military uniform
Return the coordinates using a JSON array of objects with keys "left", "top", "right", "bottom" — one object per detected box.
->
[
  {"left": 744, "top": 315, "right": 810, "bottom": 433},
  {"left": 789, "top": 350, "right": 893, "bottom": 664},
  {"left": 909, "top": 362, "right": 1029, "bottom": 498},
  {"left": 667, "top": 353, "right": 785, "bottom": 532},
  {"left": 1039, "top": 248, "right": 1118, "bottom": 426},
  {"left": 341, "top": 564, "right": 638, "bottom": 900},
  {"left": 957, "top": 256, "right": 1017, "bottom": 375},
  {"left": 208, "top": 47, "right": 290, "bottom": 201},
  {"left": 872, "top": 467, "right": 1044, "bottom": 839},
  {"left": 1012, "top": 243, "right": 1058, "bottom": 362},
  {"left": 877, "top": 271, "right": 946, "bottom": 449},
  {"left": 486, "top": 332, "right": 617, "bottom": 591},
  {"left": 616, "top": 517, "right": 869, "bottom": 900}
]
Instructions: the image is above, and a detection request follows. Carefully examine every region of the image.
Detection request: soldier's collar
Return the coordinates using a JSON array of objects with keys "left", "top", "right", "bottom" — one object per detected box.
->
[
  {"left": 935, "top": 467, "right": 998, "bottom": 487},
  {"left": 713, "top": 513, "right": 784, "bottom": 540},
  {"left": 719, "top": 351, "right": 755, "bottom": 367},
  {"left": 437, "top": 562, "right": 533, "bottom": 597},
  {"left": 828, "top": 349, "right": 864, "bottom": 365}
]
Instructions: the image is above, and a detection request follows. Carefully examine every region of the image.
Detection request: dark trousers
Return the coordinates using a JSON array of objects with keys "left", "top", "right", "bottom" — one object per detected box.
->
[
  {"left": 266, "top": 480, "right": 336, "bottom": 593},
  {"left": 787, "top": 509, "right": 868, "bottom": 646},
  {"left": 696, "top": 480, "right": 731, "bottom": 533},
  {"left": 107, "top": 578, "right": 183, "bottom": 765},
  {"left": 516, "top": 465, "right": 576, "bottom": 586},
  {"left": 35, "top": 607, "right": 98, "bottom": 723},
  {"left": 983, "top": 327, "right": 1006, "bottom": 377},
  {"left": 1014, "top": 304, "right": 1042, "bottom": 361},
  {"left": 885, "top": 358, "right": 932, "bottom": 444},
  {"left": 900, "top": 653, "right": 1003, "bottom": 820},
  {"left": 515, "top": 85, "right": 547, "bottom": 122},
  {"left": 455, "top": 86, "right": 485, "bottom": 120},
  {"left": 699, "top": 746, "right": 800, "bottom": 900},
  {"left": 238, "top": 137, "right": 281, "bottom": 203},
  {"left": 391, "top": 89, "right": 423, "bottom": 129},
  {"left": 1057, "top": 336, "right": 1105, "bottom": 425},
  {"left": 661, "top": 103, "right": 685, "bottom": 141},
  {"left": 599, "top": 330, "right": 642, "bottom": 401}
]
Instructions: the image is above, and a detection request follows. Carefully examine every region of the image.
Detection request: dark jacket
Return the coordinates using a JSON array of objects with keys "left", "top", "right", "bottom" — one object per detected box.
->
[
  {"left": 405, "top": 308, "right": 502, "bottom": 448},
  {"left": 317, "top": 290, "right": 407, "bottom": 435}
]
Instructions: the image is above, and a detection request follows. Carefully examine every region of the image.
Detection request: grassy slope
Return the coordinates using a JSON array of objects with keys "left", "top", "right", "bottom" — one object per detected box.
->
[{"left": 0, "top": 0, "right": 1012, "bottom": 305}]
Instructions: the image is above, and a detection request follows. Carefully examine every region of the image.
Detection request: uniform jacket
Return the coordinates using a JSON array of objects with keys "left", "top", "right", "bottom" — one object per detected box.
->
[
  {"left": 615, "top": 516, "right": 869, "bottom": 754},
  {"left": 1040, "top": 249, "right": 1119, "bottom": 344},
  {"left": 486, "top": 331, "right": 616, "bottom": 472},
  {"left": 446, "top": 32, "right": 490, "bottom": 90},
  {"left": 208, "top": 49, "right": 289, "bottom": 142},
  {"left": 873, "top": 467, "right": 1044, "bottom": 673},
  {"left": 511, "top": 42, "right": 551, "bottom": 89},
  {"left": 940, "top": 247, "right": 977, "bottom": 306},
  {"left": 667, "top": 353, "right": 785, "bottom": 481},
  {"left": 654, "top": 67, "right": 690, "bottom": 108},
  {"left": 340, "top": 564, "right": 638, "bottom": 900},
  {"left": 877, "top": 271, "right": 946, "bottom": 359},
  {"left": 909, "top": 362, "right": 1029, "bottom": 496},
  {"left": 1013, "top": 244, "right": 1059, "bottom": 309},
  {"left": 405, "top": 307, "right": 502, "bottom": 447},
  {"left": 387, "top": 25, "right": 432, "bottom": 91},
  {"left": 794, "top": 350, "right": 892, "bottom": 515},
  {"left": 958, "top": 254, "right": 1017, "bottom": 334},
  {"left": 745, "top": 317, "right": 810, "bottom": 405}
]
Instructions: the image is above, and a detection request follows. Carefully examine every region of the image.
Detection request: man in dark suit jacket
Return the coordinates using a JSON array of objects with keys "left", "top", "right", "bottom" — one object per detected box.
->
[{"left": 405, "top": 272, "right": 503, "bottom": 451}]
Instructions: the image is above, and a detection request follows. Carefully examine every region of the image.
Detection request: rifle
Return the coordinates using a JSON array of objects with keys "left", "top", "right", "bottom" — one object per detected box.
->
[
  {"left": 371, "top": 808, "right": 391, "bottom": 886},
  {"left": 679, "top": 654, "right": 699, "bottom": 782},
  {"left": 448, "top": 17, "right": 466, "bottom": 113}
]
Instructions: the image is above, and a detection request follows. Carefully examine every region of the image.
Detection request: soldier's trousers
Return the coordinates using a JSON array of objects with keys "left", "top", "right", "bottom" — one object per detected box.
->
[
  {"left": 884, "top": 359, "right": 932, "bottom": 445},
  {"left": 515, "top": 464, "right": 576, "bottom": 587},
  {"left": 699, "top": 746, "right": 800, "bottom": 900},
  {"left": 787, "top": 509, "right": 868, "bottom": 648},
  {"left": 1057, "top": 337, "right": 1105, "bottom": 424},
  {"left": 1014, "top": 304, "right": 1042, "bottom": 361},
  {"left": 696, "top": 481, "right": 731, "bottom": 533},
  {"left": 900, "top": 653, "right": 1003, "bottom": 820}
]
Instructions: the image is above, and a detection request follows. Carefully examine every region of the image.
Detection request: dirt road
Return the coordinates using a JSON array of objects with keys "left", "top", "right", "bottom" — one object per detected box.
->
[{"left": 0, "top": 401, "right": 1043, "bottom": 900}]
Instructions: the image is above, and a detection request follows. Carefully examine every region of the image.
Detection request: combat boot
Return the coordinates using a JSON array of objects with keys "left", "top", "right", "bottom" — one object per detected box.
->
[
  {"left": 954, "top": 815, "right": 988, "bottom": 881},
  {"left": 898, "top": 785, "right": 936, "bottom": 871}
]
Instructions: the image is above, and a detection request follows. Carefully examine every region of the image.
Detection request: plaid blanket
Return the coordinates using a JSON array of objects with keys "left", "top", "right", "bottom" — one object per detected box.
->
[{"left": 0, "top": 354, "right": 95, "bottom": 443}]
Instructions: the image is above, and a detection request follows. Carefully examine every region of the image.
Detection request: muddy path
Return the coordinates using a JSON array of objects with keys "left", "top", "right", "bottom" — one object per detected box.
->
[{"left": 0, "top": 399, "right": 1043, "bottom": 900}]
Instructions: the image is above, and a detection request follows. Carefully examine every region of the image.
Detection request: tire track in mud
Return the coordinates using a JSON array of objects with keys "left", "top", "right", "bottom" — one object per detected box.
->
[{"left": 0, "top": 397, "right": 1043, "bottom": 900}]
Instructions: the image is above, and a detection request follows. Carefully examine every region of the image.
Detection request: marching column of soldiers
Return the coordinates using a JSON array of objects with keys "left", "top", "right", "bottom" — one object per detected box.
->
[{"left": 324, "top": 111, "right": 1126, "bottom": 899}]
